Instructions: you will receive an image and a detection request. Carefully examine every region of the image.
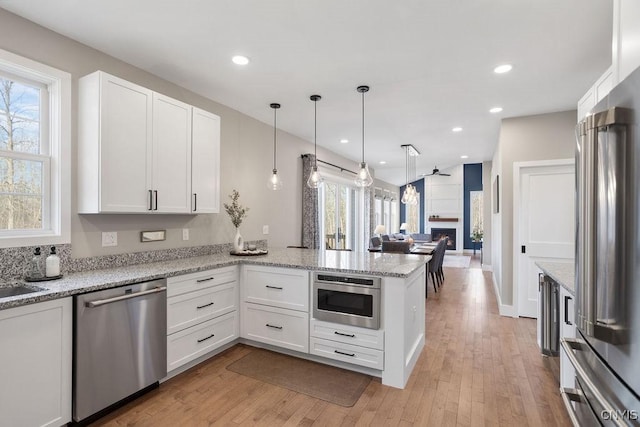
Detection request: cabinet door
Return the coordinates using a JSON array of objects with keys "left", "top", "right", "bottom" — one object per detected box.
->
[
  {"left": 559, "top": 286, "right": 576, "bottom": 390},
  {"left": 191, "top": 108, "right": 220, "bottom": 213},
  {"left": 152, "top": 93, "right": 192, "bottom": 213},
  {"left": 100, "top": 74, "right": 153, "bottom": 212},
  {"left": 0, "top": 298, "right": 72, "bottom": 427}
]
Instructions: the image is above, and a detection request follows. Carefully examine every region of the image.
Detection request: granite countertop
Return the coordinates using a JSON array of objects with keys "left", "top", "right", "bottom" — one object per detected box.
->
[
  {"left": 536, "top": 261, "right": 575, "bottom": 295},
  {"left": 0, "top": 248, "right": 430, "bottom": 310}
]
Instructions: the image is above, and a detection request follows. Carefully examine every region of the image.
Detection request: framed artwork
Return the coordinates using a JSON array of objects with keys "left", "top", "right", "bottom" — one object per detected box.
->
[{"left": 493, "top": 175, "right": 500, "bottom": 214}]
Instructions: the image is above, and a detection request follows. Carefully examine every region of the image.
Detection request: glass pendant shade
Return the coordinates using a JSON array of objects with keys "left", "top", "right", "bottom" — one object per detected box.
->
[
  {"left": 307, "top": 165, "right": 323, "bottom": 189},
  {"left": 355, "top": 161, "right": 374, "bottom": 187},
  {"left": 268, "top": 168, "right": 283, "bottom": 190},
  {"left": 268, "top": 103, "right": 282, "bottom": 190},
  {"left": 354, "top": 85, "right": 373, "bottom": 187},
  {"left": 307, "top": 95, "right": 323, "bottom": 189}
]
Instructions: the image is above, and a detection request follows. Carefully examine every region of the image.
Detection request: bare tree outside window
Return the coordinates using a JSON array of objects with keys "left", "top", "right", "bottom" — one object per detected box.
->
[{"left": 0, "top": 76, "right": 45, "bottom": 231}]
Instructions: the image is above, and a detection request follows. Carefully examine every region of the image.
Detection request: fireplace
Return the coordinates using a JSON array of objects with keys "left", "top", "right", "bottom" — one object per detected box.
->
[{"left": 431, "top": 228, "right": 456, "bottom": 250}]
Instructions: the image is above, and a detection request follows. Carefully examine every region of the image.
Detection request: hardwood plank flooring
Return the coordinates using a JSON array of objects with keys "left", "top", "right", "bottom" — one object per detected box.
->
[{"left": 92, "top": 254, "right": 570, "bottom": 426}]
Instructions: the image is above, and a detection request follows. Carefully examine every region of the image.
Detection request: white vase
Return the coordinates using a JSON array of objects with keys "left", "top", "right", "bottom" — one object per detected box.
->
[{"left": 234, "top": 228, "right": 244, "bottom": 253}]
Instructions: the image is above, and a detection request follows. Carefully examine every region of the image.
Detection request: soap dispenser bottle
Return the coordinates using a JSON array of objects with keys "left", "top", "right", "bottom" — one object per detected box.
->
[
  {"left": 46, "top": 246, "right": 60, "bottom": 277},
  {"left": 29, "top": 247, "right": 44, "bottom": 279}
]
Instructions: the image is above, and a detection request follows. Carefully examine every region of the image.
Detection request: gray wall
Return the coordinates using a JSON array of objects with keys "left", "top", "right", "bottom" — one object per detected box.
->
[
  {"left": 0, "top": 9, "right": 373, "bottom": 258},
  {"left": 493, "top": 110, "right": 576, "bottom": 306}
]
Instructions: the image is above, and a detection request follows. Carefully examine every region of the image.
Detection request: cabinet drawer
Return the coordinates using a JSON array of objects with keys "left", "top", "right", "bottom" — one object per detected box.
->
[
  {"left": 167, "top": 282, "right": 237, "bottom": 334},
  {"left": 310, "top": 337, "right": 384, "bottom": 370},
  {"left": 167, "top": 266, "right": 237, "bottom": 297},
  {"left": 310, "top": 319, "right": 384, "bottom": 350},
  {"left": 242, "top": 303, "right": 308, "bottom": 353},
  {"left": 167, "top": 311, "right": 237, "bottom": 372},
  {"left": 242, "top": 266, "right": 309, "bottom": 311}
]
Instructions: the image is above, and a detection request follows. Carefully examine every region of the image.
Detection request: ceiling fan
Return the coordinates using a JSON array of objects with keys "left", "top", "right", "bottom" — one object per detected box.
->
[{"left": 424, "top": 166, "right": 450, "bottom": 177}]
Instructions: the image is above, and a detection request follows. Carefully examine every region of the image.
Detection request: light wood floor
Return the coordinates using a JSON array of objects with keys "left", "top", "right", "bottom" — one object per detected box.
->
[{"left": 93, "top": 255, "right": 570, "bottom": 426}]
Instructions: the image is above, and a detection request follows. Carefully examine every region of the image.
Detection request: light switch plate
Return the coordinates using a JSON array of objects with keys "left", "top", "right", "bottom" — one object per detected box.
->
[
  {"left": 262, "top": 225, "right": 269, "bottom": 235},
  {"left": 182, "top": 228, "right": 189, "bottom": 241},
  {"left": 102, "top": 231, "right": 118, "bottom": 247}
]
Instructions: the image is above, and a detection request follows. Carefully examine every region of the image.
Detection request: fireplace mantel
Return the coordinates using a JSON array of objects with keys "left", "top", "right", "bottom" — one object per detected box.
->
[{"left": 429, "top": 217, "right": 458, "bottom": 222}]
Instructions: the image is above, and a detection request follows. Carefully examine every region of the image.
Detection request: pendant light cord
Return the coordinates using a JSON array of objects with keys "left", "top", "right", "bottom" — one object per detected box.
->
[
  {"left": 273, "top": 107, "right": 277, "bottom": 170},
  {"left": 314, "top": 99, "right": 317, "bottom": 164},
  {"left": 361, "top": 90, "right": 365, "bottom": 163}
]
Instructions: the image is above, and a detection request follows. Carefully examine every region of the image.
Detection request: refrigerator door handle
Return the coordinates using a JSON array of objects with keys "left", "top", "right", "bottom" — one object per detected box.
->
[{"left": 560, "top": 388, "right": 582, "bottom": 427}]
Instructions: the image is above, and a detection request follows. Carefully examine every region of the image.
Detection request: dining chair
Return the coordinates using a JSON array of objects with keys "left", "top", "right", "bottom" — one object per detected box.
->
[
  {"left": 428, "top": 238, "right": 447, "bottom": 291},
  {"left": 370, "top": 236, "right": 382, "bottom": 248},
  {"left": 287, "top": 245, "right": 309, "bottom": 249},
  {"left": 381, "top": 241, "right": 411, "bottom": 254},
  {"left": 381, "top": 234, "right": 391, "bottom": 242}
]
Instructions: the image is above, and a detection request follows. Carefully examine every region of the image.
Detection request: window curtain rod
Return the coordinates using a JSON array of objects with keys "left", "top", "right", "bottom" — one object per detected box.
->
[{"left": 301, "top": 154, "right": 357, "bottom": 176}]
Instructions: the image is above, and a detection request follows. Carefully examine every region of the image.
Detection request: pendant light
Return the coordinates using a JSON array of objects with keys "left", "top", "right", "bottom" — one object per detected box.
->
[
  {"left": 354, "top": 85, "right": 374, "bottom": 187},
  {"left": 401, "top": 144, "right": 419, "bottom": 205},
  {"left": 268, "top": 103, "right": 283, "bottom": 190},
  {"left": 307, "top": 94, "right": 323, "bottom": 189}
]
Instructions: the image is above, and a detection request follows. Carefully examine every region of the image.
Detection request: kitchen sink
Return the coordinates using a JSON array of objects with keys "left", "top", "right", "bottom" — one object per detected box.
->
[{"left": 0, "top": 284, "right": 46, "bottom": 298}]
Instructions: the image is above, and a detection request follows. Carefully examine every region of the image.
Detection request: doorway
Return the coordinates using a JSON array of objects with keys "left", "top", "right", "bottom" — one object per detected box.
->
[{"left": 320, "top": 181, "right": 359, "bottom": 250}]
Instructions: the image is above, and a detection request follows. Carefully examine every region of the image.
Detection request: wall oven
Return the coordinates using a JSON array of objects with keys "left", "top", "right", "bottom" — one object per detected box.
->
[{"left": 312, "top": 273, "right": 381, "bottom": 330}]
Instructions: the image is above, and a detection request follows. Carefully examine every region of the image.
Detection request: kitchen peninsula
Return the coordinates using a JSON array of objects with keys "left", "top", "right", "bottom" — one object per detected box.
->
[{"left": 0, "top": 247, "right": 428, "bottom": 425}]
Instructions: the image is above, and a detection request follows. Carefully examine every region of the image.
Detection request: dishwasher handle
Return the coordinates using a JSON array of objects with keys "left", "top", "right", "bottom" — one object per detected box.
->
[{"left": 85, "top": 286, "right": 167, "bottom": 308}]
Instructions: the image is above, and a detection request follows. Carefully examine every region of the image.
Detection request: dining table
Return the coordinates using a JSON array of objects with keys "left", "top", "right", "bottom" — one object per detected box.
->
[{"left": 368, "top": 242, "right": 436, "bottom": 255}]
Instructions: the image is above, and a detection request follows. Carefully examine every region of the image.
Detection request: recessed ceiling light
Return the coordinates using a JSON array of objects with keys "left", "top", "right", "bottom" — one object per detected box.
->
[
  {"left": 340, "top": 139, "right": 349, "bottom": 144},
  {"left": 232, "top": 55, "right": 250, "bottom": 65},
  {"left": 379, "top": 160, "right": 386, "bottom": 165},
  {"left": 452, "top": 127, "right": 463, "bottom": 132},
  {"left": 461, "top": 155, "right": 469, "bottom": 159},
  {"left": 490, "top": 107, "right": 503, "bottom": 113},
  {"left": 494, "top": 64, "right": 513, "bottom": 74}
]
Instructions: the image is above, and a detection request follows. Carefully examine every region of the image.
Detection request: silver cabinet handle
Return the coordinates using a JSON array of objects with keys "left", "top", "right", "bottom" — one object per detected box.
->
[
  {"left": 266, "top": 285, "right": 283, "bottom": 290},
  {"left": 560, "top": 388, "right": 582, "bottom": 427},
  {"left": 196, "top": 277, "right": 215, "bottom": 283},
  {"left": 561, "top": 338, "right": 624, "bottom": 426},
  {"left": 85, "top": 286, "right": 166, "bottom": 308},
  {"left": 265, "top": 323, "right": 283, "bottom": 330}
]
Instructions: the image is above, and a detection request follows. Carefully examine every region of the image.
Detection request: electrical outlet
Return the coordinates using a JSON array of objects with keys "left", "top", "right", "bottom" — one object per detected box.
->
[
  {"left": 262, "top": 225, "right": 269, "bottom": 235},
  {"left": 102, "top": 231, "right": 118, "bottom": 247},
  {"left": 182, "top": 228, "right": 189, "bottom": 241}
]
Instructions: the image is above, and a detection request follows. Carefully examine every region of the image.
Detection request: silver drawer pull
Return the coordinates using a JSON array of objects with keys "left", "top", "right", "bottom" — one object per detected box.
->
[
  {"left": 266, "top": 285, "right": 283, "bottom": 290},
  {"left": 265, "top": 323, "right": 283, "bottom": 330},
  {"left": 85, "top": 286, "right": 166, "bottom": 308},
  {"left": 560, "top": 388, "right": 582, "bottom": 427},
  {"left": 196, "top": 302, "right": 214, "bottom": 309},
  {"left": 334, "top": 331, "right": 355, "bottom": 338},
  {"left": 196, "top": 277, "right": 215, "bottom": 283},
  {"left": 334, "top": 350, "right": 355, "bottom": 357},
  {"left": 197, "top": 333, "right": 215, "bottom": 343}
]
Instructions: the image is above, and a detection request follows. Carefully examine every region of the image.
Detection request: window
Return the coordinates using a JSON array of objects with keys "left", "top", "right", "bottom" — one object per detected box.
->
[
  {"left": 320, "top": 180, "right": 359, "bottom": 250},
  {"left": 0, "top": 49, "right": 70, "bottom": 247}
]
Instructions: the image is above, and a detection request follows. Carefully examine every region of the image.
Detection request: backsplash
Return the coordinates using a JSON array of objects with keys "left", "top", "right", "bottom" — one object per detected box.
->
[{"left": 0, "top": 240, "right": 267, "bottom": 280}]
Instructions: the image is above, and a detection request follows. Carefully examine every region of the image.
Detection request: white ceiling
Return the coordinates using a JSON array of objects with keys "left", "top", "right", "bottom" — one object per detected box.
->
[{"left": 0, "top": 0, "right": 612, "bottom": 185}]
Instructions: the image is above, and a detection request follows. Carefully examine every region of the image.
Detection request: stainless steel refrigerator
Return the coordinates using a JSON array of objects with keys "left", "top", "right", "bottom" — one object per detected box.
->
[{"left": 564, "top": 66, "right": 640, "bottom": 425}]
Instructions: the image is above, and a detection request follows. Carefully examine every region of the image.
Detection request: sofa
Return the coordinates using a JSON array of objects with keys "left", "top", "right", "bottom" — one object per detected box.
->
[{"left": 410, "top": 233, "right": 432, "bottom": 243}]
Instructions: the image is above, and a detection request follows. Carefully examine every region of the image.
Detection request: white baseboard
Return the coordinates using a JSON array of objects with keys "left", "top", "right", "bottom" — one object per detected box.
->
[
  {"left": 482, "top": 263, "right": 492, "bottom": 272},
  {"left": 491, "top": 272, "right": 517, "bottom": 318}
]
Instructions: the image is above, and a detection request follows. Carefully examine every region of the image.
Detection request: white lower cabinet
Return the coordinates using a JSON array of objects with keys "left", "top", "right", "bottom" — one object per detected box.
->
[
  {"left": 0, "top": 298, "right": 72, "bottom": 427},
  {"left": 309, "top": 319, "right": 384, "bottom": 369},
  {"left": 242, "top": 303, "right": 309, "bottom": 352},
  {"left": 560, "top": 286, "right": 576, "bottom": 389},
  {"left": 168, "top": 311, "right": 237, "bottom": 372},
  {"left": 166, "top": 266, "right": 239, "bottom": 372},
  {"left": 241, "top": 266, "right": 310, "bottom": 353}
]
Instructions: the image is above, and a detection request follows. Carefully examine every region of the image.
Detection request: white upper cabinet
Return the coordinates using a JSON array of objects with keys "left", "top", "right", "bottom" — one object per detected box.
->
[
  {"left": 78, "top": 71, "right": 220, "bottom": 214},
  {"left": 152, "top": 93, "right": 192, "bottom": 213},
  {"left": 613, "top": 0, "right": 640, "bottom": 84},
  {"left": 78, "top": 71, "right": 153, "bottom": 213},
  {"left": 191, "top": 108, "right": 221, "bottom": 213}
]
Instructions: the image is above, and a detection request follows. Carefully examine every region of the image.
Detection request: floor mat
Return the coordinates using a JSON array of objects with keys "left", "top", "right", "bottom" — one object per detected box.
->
[{"left": 226, "top": 347, "right": 371, "bottom": 407}]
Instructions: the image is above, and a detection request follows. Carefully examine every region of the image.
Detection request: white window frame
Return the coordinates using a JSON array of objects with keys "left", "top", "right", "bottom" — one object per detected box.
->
[{"left": 0, "top": 49, "right": 71, "bottom": 248}]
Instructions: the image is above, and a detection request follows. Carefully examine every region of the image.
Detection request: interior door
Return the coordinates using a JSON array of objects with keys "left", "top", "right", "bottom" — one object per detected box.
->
[{"left": 517, "top": 162, "right": 575, "bottom": 318}]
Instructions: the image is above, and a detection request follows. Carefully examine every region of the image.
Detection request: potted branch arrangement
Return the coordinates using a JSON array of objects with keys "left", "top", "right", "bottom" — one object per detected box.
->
[{"left": 224, "top": 189, "right": 249, "bottom": 253}]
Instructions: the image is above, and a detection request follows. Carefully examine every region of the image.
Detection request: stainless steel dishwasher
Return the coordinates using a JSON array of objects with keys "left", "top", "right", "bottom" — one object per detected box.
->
[{"left": 73, "top": 279, "right": 167, "bottom": 423}]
